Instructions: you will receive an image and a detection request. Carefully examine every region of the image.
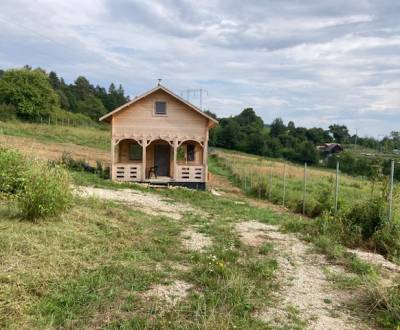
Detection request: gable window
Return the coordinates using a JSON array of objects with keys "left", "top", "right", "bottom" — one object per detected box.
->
[
  {"left": 155, "top": 101, "right": 167, "bottom": 115},
  {"left": 187, "top": 144, "right": 195, "bottom": 161},
  {"left": 129, "top": 144, "right": 142, "bottom": 161}
]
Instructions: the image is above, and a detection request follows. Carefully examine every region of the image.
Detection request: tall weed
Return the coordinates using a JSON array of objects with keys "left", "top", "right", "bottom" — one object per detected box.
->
[
  {"left": 0, "top": 148, "right": 27, "bottom": 194},
  {"left": 17, "top": 162, "right": 73, "bottom": 220}
]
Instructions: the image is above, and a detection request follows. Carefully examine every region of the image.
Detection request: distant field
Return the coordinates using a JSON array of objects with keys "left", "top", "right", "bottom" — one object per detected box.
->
[
  {"left": 0, "top": 121, "right": 110, "bottom": 150},
  {"left": 344, "top": 144, "right": 400, "bottom": 160},
  {"left": 213, "top": 149, "right": 399, "bottom": 218},
  {"left": 0, "top": 121, "right": 110, "bottom": 165}
]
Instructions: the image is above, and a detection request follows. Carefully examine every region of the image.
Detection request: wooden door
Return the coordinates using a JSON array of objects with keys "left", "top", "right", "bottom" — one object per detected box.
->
[{"left": 154, "top": 145, "right": 170, "bottom": 177}]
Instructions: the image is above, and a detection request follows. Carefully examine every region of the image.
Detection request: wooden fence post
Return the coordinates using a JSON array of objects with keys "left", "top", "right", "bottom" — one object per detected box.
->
[
  {"left": 282, "top": 163, "right": 287, "bottom": 207},
  {"left": 334, "top": 161, "right": 339, "bottom": 215},
  {"left": 303, "top": 162, "right": 307, "bottom": 215},
  {"left": 389, "top": 160, "right": 395, "bottom": 222}
]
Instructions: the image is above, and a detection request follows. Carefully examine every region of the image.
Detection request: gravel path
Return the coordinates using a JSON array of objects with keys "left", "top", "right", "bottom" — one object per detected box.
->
[
  {"left": 77, "top": 186, "right": 202, "bottom": 220},
  {"left": 235, "top": 221, "right": 371, "bottom": 329}
]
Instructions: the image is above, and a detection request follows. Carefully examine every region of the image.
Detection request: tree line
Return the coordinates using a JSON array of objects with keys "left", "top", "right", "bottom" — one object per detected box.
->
[
  {"left": 0, "top": 65, "right": 398, "bottom": 178},
  {"left": 205, "top": 108, "right": 400, "bottom": 179},
  {"left": 0, "top": 66, "right": 129, "bottom": 123}
]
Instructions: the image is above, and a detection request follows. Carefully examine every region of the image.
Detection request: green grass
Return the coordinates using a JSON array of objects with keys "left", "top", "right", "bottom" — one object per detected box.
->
[
  {"left": 0, "top": 120, "right": 110, "bottom": 150},
  {"left": 0, "top": 172, "right": 294, "bottom": 329},
  {"left": 1, "top": 131, "right": 396, "bottom": 329}
]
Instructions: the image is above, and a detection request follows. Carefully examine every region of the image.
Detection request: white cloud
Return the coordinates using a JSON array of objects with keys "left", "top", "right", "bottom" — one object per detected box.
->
[{"left": 0, "top": 0, "right": 399, "bottom": 136}]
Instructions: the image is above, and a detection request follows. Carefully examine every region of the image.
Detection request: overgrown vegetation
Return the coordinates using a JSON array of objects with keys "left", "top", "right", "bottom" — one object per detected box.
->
[
  {"left": 0, "top": 148, "right": 73, "bottom": 220},
  {"left": 212, "top": 150, "right": 400, "bottom": 262},
  {"left": 58, "top": 152, "right": 109, "bottom": 179}
]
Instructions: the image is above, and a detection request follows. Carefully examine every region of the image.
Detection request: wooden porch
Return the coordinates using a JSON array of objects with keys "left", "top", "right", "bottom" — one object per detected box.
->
[{"left": 110, "top": 136, "right": 207, "bottom": 183}]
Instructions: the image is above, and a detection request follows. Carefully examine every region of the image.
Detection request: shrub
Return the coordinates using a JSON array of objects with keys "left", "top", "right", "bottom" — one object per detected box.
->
[
  {"left": 0, "top": 148, "right": 27, "bottom": 194},
  {"left": 373, "top": 222, "right": 400, "bottom": 261},
  {"left": 315, "top": 213, "right": 363, "bottom": 248},
  {"left": 60, "top": 152, "right": 94, "bottom": 172},
  {"left": 17, "top": 161, "right": 73, "bottom": 220},
  {"left": 344, "top": 197, "right": 387, "bottom": 240},
  {"left": 0, "top": 103, "right": 17, "bottom": 121}
]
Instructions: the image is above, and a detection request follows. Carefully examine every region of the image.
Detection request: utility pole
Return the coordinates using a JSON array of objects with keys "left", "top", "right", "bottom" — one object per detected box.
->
[
  {"left": 198, "top": 88, "right": 208, "bottom": 110},
  {"left": 180, "top": 88, "right": 208, "bottom": 109}
]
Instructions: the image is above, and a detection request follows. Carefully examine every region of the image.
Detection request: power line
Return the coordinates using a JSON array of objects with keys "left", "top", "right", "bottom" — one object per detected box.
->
[{"left": 180, "top": 88, "right": 208, "bottom": 110}]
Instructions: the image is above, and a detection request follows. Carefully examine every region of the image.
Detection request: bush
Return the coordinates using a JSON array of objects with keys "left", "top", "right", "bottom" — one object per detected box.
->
[
  {"left": 344, "top": 197, "right": 387, "bottom": 240},
  {"left": 60, "top": 152, "right": 94, "bottom": 172},
  {"left": 17, "top": 161, "right": 73, "bottom": 220},
  {"left": 373, "top": 222, "right": 400, "bottom": 261},
  {"left": 0, "top": 148, "right": 27, "bottom": 194},
  {"left": 0, "top": 103, "right": 17, "bottom": 121}
]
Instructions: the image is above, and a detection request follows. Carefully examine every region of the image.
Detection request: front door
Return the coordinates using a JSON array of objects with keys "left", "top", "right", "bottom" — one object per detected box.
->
[{"left": 154, "top": 145, "right": 170, "bottom": 177}]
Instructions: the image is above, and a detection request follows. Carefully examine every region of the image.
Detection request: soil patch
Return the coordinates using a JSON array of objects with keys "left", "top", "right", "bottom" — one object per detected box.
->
[
  {"left": 181, "top": 228, "right": 213, "bottom": 252},
  {"left": 141, "top": 280, "right": 193, "bottom": 306},
  {"left": 77, "top": 186, "right": 201, "bottom": 220}
]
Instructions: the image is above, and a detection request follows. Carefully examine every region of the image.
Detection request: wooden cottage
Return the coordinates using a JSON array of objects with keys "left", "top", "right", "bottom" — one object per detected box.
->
[{"left": 99, "top": 84, "right": 218, "bottom": 189}]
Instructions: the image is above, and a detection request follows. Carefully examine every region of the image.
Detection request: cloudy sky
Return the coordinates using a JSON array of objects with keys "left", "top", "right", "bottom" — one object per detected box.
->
[{"left": 0, "top": 0, "right": 399, "bottom": 136}]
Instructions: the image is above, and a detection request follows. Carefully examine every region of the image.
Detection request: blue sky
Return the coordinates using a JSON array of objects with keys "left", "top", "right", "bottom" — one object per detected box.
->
[{"left": 0, "top": 0, "right": 399, "bottom": 137}]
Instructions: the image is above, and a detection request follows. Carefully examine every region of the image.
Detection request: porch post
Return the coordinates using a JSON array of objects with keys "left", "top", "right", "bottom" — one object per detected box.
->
[
  {"left": 142, "top": 139, "right": 147, "bottom": 181},
  {"left": 203, "top": 139, "right": 208, "bottom": 182},
  {"left": 111, "top": 139, "right": 115, "bottom": 180},
  {"left": 173, "top": 138, "right": 178, "bottom": 180}
]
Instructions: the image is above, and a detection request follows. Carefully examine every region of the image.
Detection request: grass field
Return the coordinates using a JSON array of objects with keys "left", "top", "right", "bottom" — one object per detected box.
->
[
  {"left": 0, "top": 120, "right": 110, "bottom": 150},
  {"left": 212, "top": 149, "right": 399, "bottom": 219},
  {"left": 0, "top": 173, "right": 291, "bottom": 329},
  {"left": 1, "top": 122, "right": 399, "bottom": 328}
]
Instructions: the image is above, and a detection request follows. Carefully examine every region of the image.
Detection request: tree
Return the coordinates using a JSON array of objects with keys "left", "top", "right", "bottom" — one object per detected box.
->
[
  {"left": 215, "top": 119, "right": 241, "bottom": 150},
  {"left": 236, "top": 108, "right": 263, "bottom": 130},
  {"left": 270, "top": 118, "right": 286, "bottom": 137},
  {"left": 306, "top": 127, "right": 332, "bottom": 144},
  {"left": 76, "top": 94, "right": 107, "bottom": 120},
  {"left": 0, "top": 68, "right": 59, "bottom": 120},
  {"left": 74, "top": 76, "right": 93, "bottom": 100},
  {"left": 295, "top": 141, "right": 319, "bottom": 164},
  {"left": 329, "top": 124, "right": 350, "bottom": 143},
  {"left": 48, "top": 71, "right": 61, "bottom": 90}
]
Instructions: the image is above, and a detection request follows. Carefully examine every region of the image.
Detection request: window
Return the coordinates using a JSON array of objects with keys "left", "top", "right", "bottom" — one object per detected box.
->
[
  {"left": 187, "top": 144, "right": 195, "bottom": 161},
  {"left": 129, "top": 144, "right": 142, "bottom": 161},
  {"left": 155, "top": 101, "right": 167, "bottom": 115}
]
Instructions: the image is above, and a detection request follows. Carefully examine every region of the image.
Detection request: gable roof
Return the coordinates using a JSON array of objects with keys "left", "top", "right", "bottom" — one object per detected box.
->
[{"left": 99, "top": 84, "right": 218, "bottom": 127}]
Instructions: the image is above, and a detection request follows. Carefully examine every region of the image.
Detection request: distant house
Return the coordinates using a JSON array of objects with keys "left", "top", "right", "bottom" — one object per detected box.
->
[
  {"left": 317, "top": 143, "right": 344, "bottom": 156},
  {"left": 99, "top": 84, "right": 218, "bottom": 189}
]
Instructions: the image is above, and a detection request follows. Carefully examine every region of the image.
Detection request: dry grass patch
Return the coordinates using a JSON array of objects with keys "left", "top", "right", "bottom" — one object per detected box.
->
[
  {"left": 0, "top": 134, "right": 109, "bottom": 166},
  {"left": 141, "top": 280, "right": 193, "bottom": 307},
  {"left": 181, "top": 228, "right": 213, "bottom": 252}
]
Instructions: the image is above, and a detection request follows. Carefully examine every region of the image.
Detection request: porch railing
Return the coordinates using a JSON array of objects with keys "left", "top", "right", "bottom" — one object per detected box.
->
[
  {"left": 113, "top": 163, "right": 142, "bottom": 182},
  {"left": 177, "top": 165, "right": 204, "bottom": 182}
]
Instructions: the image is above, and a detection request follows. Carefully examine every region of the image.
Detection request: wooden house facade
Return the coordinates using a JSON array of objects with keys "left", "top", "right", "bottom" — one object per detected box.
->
[{"left": 99, "top": 84, "right": 218, "bottom": 189}]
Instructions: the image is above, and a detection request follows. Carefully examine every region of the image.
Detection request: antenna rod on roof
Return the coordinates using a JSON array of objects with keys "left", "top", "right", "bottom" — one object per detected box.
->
[{"left": 157, "top": 78, "right": 162, "bottom": 86}]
